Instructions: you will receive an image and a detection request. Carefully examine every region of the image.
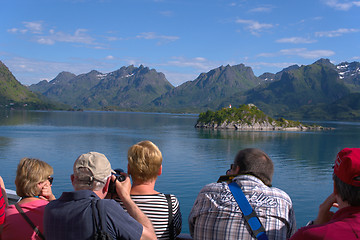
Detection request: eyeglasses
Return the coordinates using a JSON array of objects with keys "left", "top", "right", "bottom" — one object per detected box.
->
[
  {"left": 226, "top": 164, "right": 235, "bottom": 175},
  {"left": 48, "top": 176, "right": 54, "bottom": 184}
]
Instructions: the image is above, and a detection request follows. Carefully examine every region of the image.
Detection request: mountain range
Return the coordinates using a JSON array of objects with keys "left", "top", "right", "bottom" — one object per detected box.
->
[
  {"left": 29, "top": 65, "right": 173, "bottom": 110},
  {"left": 2, "top": 58, "right": 360, "bottom": 120},
  {"left": 0, "top": 61, "right": 64, "bottom": 110}
]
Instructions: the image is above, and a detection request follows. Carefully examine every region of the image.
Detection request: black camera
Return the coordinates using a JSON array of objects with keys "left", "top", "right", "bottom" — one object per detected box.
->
[{"left": 108, "top": 168, "right": 126, "bottom": 194}]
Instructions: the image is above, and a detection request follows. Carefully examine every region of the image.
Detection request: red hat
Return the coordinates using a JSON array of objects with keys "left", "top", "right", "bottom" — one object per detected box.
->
[{"left": 334, "top": 148, "right": 360, "bottom": 187}]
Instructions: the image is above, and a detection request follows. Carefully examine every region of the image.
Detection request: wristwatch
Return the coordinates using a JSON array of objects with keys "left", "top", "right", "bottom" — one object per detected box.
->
[{"left": 306, "top": 220, "right": 314, "bottom": 226}]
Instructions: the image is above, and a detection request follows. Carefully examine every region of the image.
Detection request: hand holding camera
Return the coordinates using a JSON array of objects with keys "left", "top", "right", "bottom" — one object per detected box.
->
[{"left": 108, "top": 168, "right": 126, "bottom": 194}]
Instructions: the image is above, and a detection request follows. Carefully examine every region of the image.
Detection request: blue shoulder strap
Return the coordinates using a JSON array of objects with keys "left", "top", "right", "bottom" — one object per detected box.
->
[{"left": 228, "top": 182, "right": 268, "bottom": 240}]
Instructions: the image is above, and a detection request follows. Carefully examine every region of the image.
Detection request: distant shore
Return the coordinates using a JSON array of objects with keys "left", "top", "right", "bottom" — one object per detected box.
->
[{"left": 195, "top": 121, "right": 335, "bottom": 131}]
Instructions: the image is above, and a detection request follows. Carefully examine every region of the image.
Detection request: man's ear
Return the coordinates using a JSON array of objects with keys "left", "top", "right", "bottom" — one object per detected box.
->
[
  {"left": 71, "top": 174, "right": 74, "bottom": 184},
  {"left": 234, "top": 165, "right": 240, "bottom": 174},
  {"left": 158, "top": 165, "right": 162, "bottom": 176},
  {"left": 103, "top": 177, "right": 111, "bottom": 194},
  {"left": 127, "top": 163, "right": 131, "bottom": 175}
]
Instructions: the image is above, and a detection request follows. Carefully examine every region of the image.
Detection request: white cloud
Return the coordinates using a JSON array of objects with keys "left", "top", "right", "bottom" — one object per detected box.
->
[
  {"left": 37, "top": 37, "right": 55, "bottom": 45},
  {"left": 104, "top": 35, "right": 124, "bottom": 41},
  {"left": 323, "top": 0, "right": 360, "bottom": 10},
  {"left": 7, "top": 22, "right": 44, "bottom": 34},
  {"left": 7, "top": 28, "right": 19, "bottom": 33},
  {"left": 106, "top": 55, "right": 114, "bottom": 60},
  {"left": 236, "top": 18, "right": 273, "bottom": 35},
  {"left": 136, "top": 32, "right": 179, "bottom": 44},
  {"left": 8, "top": 21, "right": 99, "bottom": 47},
  {"left": 136, "top": 32, "right": 179, "bottom": 41},
  {"left": 315, "top": 28, "right": 360, "bottom": 37},
  {"left": 249, "top": 6, "right": 273, "bottom": 13},
  {"left": 250, "top": 61, "right": 298, "bottom": 71},
  {"left": 276, "top": 37, "right": 316, "bottom": 44},
  {"left": 23, "top": 21, "right": 44, "bottom": 34},
  {"left": 280, "top": 48, "right": 335, "bottom": 59},
  {"left": 164, "top": 57, "right": 217, "bottom": 72},
  {"left": 258, "top": 48, "right": 335, "bottom": 59},
  {"left": 194, "top": 57, "right": 207, "bottom": 62},
  {"left": 257, "top": 52, "right": 277, "bottom": 57},
  {"left": 35, "top": 29, "right": 95, "bottom": 45}
]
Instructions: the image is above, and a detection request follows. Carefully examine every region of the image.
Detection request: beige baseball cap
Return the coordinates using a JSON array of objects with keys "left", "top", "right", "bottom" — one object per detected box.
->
[{"left": 73, "top": 152, "right": 115, "bottom": 183}]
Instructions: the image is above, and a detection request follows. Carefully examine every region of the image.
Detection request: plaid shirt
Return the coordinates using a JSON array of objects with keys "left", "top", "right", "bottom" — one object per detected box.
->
[{"left": 189, "top": 175, "right": 296, "bottom": 240}]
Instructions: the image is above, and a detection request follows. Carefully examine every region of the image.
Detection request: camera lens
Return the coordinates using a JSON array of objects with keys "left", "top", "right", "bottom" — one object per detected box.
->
[
  {"left": 108, "top": 168, "right": 126, "bottom": 194},
  {"left": 116, "top": 174, "right": 126, "bottom": 182}
]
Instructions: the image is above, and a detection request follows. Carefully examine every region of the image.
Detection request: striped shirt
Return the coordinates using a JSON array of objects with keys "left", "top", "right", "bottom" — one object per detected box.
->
[
  {"left": 117, "top": 193, "right": 182, "bottom": 240},
  {"left": 189, "top": 175, "right": 297, "bottom": 240}
]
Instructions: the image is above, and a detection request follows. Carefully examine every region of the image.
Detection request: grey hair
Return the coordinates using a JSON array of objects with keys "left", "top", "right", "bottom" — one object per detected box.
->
[{"left": 73, "top": 167, "right": 108, "bottom": 191}]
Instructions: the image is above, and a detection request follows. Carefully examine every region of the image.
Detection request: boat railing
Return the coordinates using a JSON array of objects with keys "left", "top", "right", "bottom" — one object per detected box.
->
[{"left": 5, "top": 188, "right": 20, "bottom": 205}]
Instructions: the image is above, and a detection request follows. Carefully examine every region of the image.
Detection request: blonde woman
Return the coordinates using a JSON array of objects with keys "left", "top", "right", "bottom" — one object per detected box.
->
[
  {"left": 117, "top": 141, "right": 182, "bottom": 240},
  {"left": 1, "top": 158, "right": 55, "bottom": 240}
]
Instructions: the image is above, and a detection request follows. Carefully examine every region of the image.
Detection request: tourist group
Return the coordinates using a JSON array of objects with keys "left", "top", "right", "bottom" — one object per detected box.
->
[{"left": 0, "top": 141, "right": 359, "bottom": 239}]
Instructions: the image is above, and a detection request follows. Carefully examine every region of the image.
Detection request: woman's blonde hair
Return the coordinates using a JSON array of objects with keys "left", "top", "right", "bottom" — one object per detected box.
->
[
  {"left": 15, "top": 157, "right": 53, "bottom": 197},
  {"left": 128, "top": 141, "right": 162, "bottom": 182}
]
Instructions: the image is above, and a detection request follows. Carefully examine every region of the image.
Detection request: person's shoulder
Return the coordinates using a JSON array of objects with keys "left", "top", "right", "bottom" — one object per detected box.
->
[
  {"left": 167, "top": 193, "right": 179, "bottom": 200},
  {"left": 99, "top": 198, "right": 123, "bottom": 209},
  {"left": 269, "top": 186, "right": 293, "bottom": 204},
  {"left": 4, "top": 204, "right": 17, "bottom": 215},
  {"left": 35, "top": 199, "right": 50, "bottom": 205},
  {"left": 199, "top": 182, "right": 228, "bottom": 194},
  {"left": 166, "top": 193, "right": 181, "bottom": 206},
  {"left": 289, "top": 224, "right": 320, "bottom": 240}
]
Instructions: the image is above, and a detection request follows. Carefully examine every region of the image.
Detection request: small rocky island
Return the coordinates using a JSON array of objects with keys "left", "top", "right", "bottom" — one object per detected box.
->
[{"left": 195, "top": 104, "right": 333, "bottom": 131}]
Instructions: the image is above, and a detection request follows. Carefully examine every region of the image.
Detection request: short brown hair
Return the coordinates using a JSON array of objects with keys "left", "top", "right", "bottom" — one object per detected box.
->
[
  {"left": 128, "top": 141, "right": 162, "bottom": 182},
  {"left": 15, "top": 157, "right": 53, "bottom": 197},
  {"left": 234, "top": 148, "right": 274, "bottom": 186},
  {"left": 333, "top": 174, "right": 360, "bottom": 206}
]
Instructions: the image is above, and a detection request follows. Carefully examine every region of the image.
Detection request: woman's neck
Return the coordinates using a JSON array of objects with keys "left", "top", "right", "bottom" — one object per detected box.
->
[
  {"left": 131, "top": 179, "right": 159, "bottom": 195},
  {"left": 18, "top": 196, "right": 40, "bottom": 205}
]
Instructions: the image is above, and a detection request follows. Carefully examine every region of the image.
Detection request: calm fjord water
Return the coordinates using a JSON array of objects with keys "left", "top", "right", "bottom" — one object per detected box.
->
[{"left": 0, "top": 110, "right": 359, "bottom": 233}]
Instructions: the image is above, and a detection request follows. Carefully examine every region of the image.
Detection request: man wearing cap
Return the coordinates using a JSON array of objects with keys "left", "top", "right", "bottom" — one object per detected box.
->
[
  {"left": 290, "top": 148, "right": 360, "bottom": 240},
  {"left": 189, "top": 148, "right": 296, "bottom": 240},
  {"left": 44, "top": 152, "right": 156, "bottom": 240}
]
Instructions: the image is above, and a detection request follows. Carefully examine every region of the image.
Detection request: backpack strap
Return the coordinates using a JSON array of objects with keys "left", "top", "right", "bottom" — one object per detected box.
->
[
  {"left": 165, "top": 194, "right": 174, "bottom": 240},
  {"left": 15, "top": 203, "right": 46, "bottom": 240},
  {"left": 96, "top": 200, "right": 109, "bottom": 236},
  {"left": 91, "top": 198, "right": 113, "bottom": 240},
  {"left": 228, "top": 182, "right": 268, "bottom": 240},
  {"left": 91, "top": 199, "right": 100, "bottom": 236}
]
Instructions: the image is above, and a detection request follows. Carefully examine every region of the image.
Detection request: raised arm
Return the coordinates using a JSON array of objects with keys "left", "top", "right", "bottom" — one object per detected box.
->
[{"left": 314, "top": 193, "right": 338, "bottom": 225}]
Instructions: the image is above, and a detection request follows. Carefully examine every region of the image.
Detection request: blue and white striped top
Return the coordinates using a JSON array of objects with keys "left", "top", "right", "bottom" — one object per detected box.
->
[{"left": 117, "top": 193, "right": 182, "bottom": 240}]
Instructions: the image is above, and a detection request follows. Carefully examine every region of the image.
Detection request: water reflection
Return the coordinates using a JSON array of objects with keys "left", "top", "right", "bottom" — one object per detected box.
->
[{"left": 0, "top": 111, "right": 359, "bottom": 232}]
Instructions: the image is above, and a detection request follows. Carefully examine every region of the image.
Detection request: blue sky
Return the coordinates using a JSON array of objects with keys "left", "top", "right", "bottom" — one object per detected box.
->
[{"left": 1, "top": 0, "right": 360, "bottom": 86}]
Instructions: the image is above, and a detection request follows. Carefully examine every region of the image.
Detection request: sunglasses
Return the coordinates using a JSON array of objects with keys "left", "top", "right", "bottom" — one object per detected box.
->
[{"left": 48, "top": 176, "right": 54, "bottom": 184}]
